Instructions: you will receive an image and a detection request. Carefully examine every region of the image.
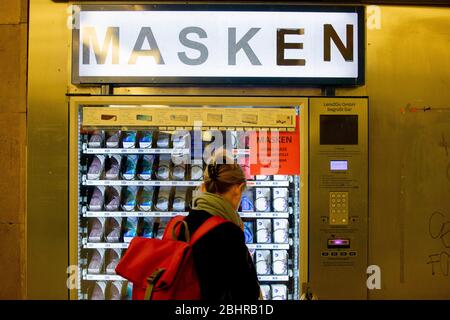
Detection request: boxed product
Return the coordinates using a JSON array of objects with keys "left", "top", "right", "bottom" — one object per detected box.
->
[
  {"left": 155, "top": 187, "right": 172, "bottom": 211},
  {"left": 88, "top": 217, "right": 105, "bottom": 243},
  {"left": 272, "top": 250, "right": 288, "bottom": 275},
  {"left": 106, "top": 131, "right": 120, "bottom": 148},
  {"left": 122, "top": 131, "right": 137, "bottom": 148},
  {"left": 156, "top": 155, "right": 171, "bottom": 180},
  {"left": 171, "top": 163, "right": 186, "bottom": 181},
  {"left": 273, "top": 188, "right": 289, "bottom": 212},
  {"left": 255, "top": 188, "right": 271, "bottom": 212},
  {"left": 271, "top": 285, "right": 287, "bottom": 300},
  {"left": 243, "top": 221, "right": 254, "bottom": 244},
  {"left": 89, "top": 186, "right": 105, "bottom": 211},
  {"left": 88, "top": 249, "right": 105, "bottom": 274},
  {"left": 123, "top": 217, "right": 139, "bottom": 243},
  {"left": 90, "top": 281, "right": 107, "bottom": 300},
  {"left": 88, "top": 130, "right": 104, "bottom": 148},
  {"left": 121, "top": 186, "right": 138, "bottom": 211},
  {"left": 105, "top": 155, "right": 121, "bottom": 180},
  {"left": 154, "top": 218, "right": 170, "bottom": 239},
  {"left": 260, "top": 285, "right": 271, "bottom": 300},
  {"left": 122, "top": 155, "right": 138, "bottom": 180},
  {"left": 105, "top": 249, "right": 122, "bottom": 275},
  {"left": 87, "top": 155, "right": 106, "bottom": 180},
  {"left": 138, "top": 131, "right": 153, "bottom": 149},
  {"left": 256, "top": 219, "right": 272, "bottom": 243},
  {"left": 105, "top": 217, "right": 122, "bottom": 243},
  {"left": 273, "top": 219, "right": 289, "bottom": 243},
  {"left": 172, "top": 187, "right": 188, "bottom": 212},
  {"left": 191, "top": 164, "right": 203, "bottom": 180},
  {"left": 140, "top": 217, "right": 155, "bottom": 238},
  {"left": 137, "top": 186, "right": 154, "bottom": 211},
  {"left": 104, "top": 186, "right": 121, "bottom": 211},
  {"left": 156, "top": 132, "right": 170, "bottom": 148},
  {"left": 138, "top": 155, "right": 155, "bottom": 180},
  {"left": 255, "top": 250, "right": 271, "bottom": 275},
  {"left": 109, "top": 281, "right": 126, "bottom": 300},
  {"left": 240, "top": 189, "right": 254, "bottom": 212}
]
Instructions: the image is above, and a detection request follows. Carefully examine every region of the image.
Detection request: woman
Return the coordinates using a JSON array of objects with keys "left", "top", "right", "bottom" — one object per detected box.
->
[{"left": 180, "top": 154, "right": 260, "bottom": 300}]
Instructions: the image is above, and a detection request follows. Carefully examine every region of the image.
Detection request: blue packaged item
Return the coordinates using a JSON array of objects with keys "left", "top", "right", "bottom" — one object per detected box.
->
[
  {"left": 122, "top": 131, "right": 137, "bottom": 148},
  {"left": 138, "top": 155, "right": 154, "bottom": 180},
  {"left": 240, "top": 190, "right": 254, "bottom": 212},
  {"left": 122, "top": 155, "right": 138, "bottom": 180},
  {"left": 139, "top": 131, "right": 153, "bottom": 148},
  {"left": 141, "top": 217, "right": 154, "bottom": 238},
  {"left": 244, "top": 221, "right": 254, "bottom": 244},
  {"left": 123, "top": 217, "right": 138, "bottom": 243}
]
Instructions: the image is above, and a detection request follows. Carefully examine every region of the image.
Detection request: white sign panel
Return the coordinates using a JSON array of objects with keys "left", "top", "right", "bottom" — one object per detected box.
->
[{"left": 72, "top": 5, "right": 364, "bottom": 85}]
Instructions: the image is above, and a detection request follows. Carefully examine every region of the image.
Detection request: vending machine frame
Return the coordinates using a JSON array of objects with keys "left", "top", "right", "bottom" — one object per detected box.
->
[{"left": 68, "top": 95, "right": 309, "bottom": 300}]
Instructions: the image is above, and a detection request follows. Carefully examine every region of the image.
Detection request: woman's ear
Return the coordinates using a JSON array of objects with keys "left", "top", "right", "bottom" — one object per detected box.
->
[{"left": 200, "top": 184, "right": 206, "bottom": 192}]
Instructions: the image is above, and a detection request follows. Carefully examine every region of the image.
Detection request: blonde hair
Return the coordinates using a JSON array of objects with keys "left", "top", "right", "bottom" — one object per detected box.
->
[{"left": 203, "top": 151, "right": 246, "bottom": 194}]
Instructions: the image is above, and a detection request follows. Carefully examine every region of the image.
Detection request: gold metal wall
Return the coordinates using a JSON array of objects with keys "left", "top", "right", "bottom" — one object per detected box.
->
[{"left": 28, "top": 1, "right": 450, "bottom": 299}]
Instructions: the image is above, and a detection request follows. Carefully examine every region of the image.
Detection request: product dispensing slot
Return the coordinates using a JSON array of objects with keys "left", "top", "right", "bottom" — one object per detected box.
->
[{"left": 327, "top": 238, "right": 350, "bottom": 249}]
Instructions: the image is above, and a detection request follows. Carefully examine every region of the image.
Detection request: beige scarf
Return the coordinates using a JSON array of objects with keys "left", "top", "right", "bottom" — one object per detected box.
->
[{"left": 192, "top": 192, "right": 243, "bottom": 230}]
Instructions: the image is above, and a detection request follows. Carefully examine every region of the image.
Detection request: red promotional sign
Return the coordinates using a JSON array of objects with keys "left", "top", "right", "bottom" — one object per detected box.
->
[{"left": 249, "top": 116, "right": 300, "bottom": 176}]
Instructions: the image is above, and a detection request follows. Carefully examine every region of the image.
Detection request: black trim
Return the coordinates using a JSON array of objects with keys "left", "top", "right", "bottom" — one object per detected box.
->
[{"left": 72, "top": 4, "right": 365, "bottom": 87}]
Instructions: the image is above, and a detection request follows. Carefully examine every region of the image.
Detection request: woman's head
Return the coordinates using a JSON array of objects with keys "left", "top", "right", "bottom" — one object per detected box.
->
[{"left": 202, "top": 152, "right": 247, "bottom": 210}]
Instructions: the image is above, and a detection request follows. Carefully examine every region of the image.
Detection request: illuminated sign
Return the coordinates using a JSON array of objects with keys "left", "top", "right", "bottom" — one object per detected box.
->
[{"left": 72, "top": 5, "right": 365, "bottom": 85}]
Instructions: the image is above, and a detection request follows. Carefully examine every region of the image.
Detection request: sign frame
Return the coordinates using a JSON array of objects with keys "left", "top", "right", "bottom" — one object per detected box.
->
[{"left": 72, "top": 4, "right": 365, "bottom": 86}]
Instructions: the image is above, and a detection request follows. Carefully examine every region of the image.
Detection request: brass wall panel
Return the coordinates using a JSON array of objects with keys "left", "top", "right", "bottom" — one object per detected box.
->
[{"left": 27, "top": 0, "right": 71, "bottom": 299}]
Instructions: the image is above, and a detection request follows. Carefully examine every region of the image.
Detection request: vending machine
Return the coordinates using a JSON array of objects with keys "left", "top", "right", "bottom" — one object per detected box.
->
[{"left": 69, "top": 96, "right": 309, "bottom": 300}]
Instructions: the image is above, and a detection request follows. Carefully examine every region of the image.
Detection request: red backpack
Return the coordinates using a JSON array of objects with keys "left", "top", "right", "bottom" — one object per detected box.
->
[{"left": 115, "top": 215, "right": 229, "bottom": 300}]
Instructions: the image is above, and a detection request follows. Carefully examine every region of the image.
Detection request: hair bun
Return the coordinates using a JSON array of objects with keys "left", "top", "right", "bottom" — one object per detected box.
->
[{"left": 208, "top": 163, "right": 218, "bottom": 180}]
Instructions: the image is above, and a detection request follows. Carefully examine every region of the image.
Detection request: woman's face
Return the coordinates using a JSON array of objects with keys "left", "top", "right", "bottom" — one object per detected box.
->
[{"left": 227, "top": 183, "right": 245, "bottom": 211}]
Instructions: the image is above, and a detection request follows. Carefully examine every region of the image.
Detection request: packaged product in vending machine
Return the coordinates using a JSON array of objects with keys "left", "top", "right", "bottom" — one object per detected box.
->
[
  {"left": 89, "top": 186, "right": 105, "bottom": 211},
  {"left": 272, "top": 250, "right": 288, "bottom": 275},
  {"left": 155, "top": 186, "right": 172, "bottom": 211},
  {"left": 123, "top": 217, "right": 139, "bottom": 243},
  {"left": 260, "top": 285, "right": 271, "bottom": 300},
  {"left": 256, "top": 219, "right": 272, "bottom": 243},
  {"left": 105, "top": 249, "right": 122, "bottom": 275},
  {"left": 88, "top": 130, "right": 104, "bottom": 148},
  {"left": 256, "top": 175, "right": 270, "bottom": 181},
  {"left": 106, "top": 131, "right": 121, "bottom": 148},
  {"left": 255, "top": 250, "right": 271, "bottom": 275},
  {"left": 172, "top": 187, "right": 188, "bottom": 212},
  {"left": 271, "top": 285, "right": 287, "bottom": 300},
  {"left": 243, "top": 221, "right": 254, "bottom": 244},
  {"left": 273, "top": 188, "right": 289, "bottom": 212},
  {"left": 240, "top": 189, "right": 255, "bottom": 212},
  {"left": 122, "top": 131, "right": 137, "bottom": 148},
  {"left": 122, "top": 155, "right": 138, "bottom": 180},
  {"left": 137, "top": 186, "right": 154, "bottom": 211},
  {"left": 273, "top": 219, "right": 289, "bottom": 244},
  {"left": 140, "top": 217, "right": 155, "bottom": 238},
  {"left": 109, "top": 281, "right": 125, "bottom": 300},
  {"left": 156, "top": 155, "right": 171, "bottom": 180},
  {"left": 121, "top": 186, "right": 138, "bottom": 211},
  {"left": 154, "top": 218, "right": 170, "bottom": 239},
  {"left": 156, "top": 131, "right": 170, "bottom": 148},
  {"left": 88, "top": 249, "right": 105, "bottom": 274},
  {"left": 105, "top": 155, "right": 121, "bottom": 180},
  {"left": 191, "top": 163, "right": 203, "bottom": 180},
  {"left": 88, "top": 217, "right": 105, "bottom": 243},
  {"left": 138, "top": 131, "right": 153, "bottom": 149},
  {"left": 255, "top": 188, "right": 271, "bottom": 212},
  {"left": 138, "top": 155, "right": 155, "bottom": 180},
  {"left": 273, "top": 175, "right": 289, "bottom": 181},
  {"left": 87, "top": 155, "right": 106, "bottom": 180},
  {"left": 105, "top": 217, "right": 122, "bottom": 243},
  {"left": 104, "top": 186, "right": 121, "bottom": 211},
  {"left": 90, "top": 281, "right": 107, "bottom": 300}
]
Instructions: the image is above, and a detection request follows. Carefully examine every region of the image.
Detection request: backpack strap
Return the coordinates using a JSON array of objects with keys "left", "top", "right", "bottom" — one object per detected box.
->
[
  {"left": 162, "top": 215, "right": 185, "bottom": 240},
  {"left": 189, "top": 216, "right": 231, "bottom": 245}
]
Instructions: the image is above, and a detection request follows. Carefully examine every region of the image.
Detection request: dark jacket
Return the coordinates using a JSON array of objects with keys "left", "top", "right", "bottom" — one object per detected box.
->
[{"left": 179, "top": 209, "right": 260, "bottom": 301}]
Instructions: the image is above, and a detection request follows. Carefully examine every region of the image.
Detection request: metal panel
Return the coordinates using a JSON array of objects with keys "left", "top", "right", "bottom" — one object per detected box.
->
[{"left": 308, "top": 97, "right": 368, "bottom": 299}]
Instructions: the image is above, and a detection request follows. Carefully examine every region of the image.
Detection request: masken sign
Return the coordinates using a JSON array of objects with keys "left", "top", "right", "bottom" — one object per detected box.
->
[{"left": 72, "top": 5, "right": 365, "bottom": 85}]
